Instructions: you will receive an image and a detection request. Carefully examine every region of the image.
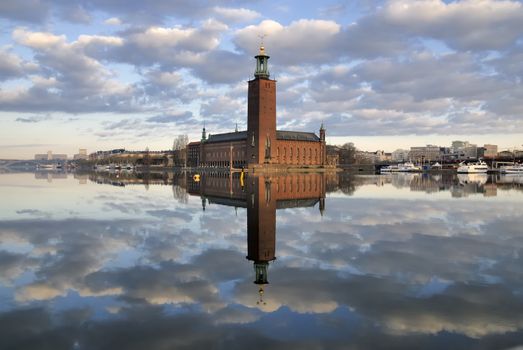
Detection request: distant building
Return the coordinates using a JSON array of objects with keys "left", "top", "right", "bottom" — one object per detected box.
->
[
  {"left": 478, "top": 144, "right": 498, "bottom": 159},
  {"left": 73, "top": 148, "right": 88, "bottom": 160},
  {"left": 89, "top": 149, "right": 126, "bottom": 160},
  {"left": 451, "top": 140, "right": 470, "bottom": 150},
  {"left": 497, "top": 150, "right": 514, "bottom": 159},
  {"left": 374, "top": 150, "right": 391, "bottom": 163},
  {"left": 450, "top": 140, "right": 478, "bottom": 160},
  {"left": 409, "top": 145, "right": 441, "bottom": 162},
  {"left": 483, "top": 144, "right": 498, "bottom": 159},
  {"left": 392, "top": 149, "right": 410, "bottom": 162},
  {"left": 462, "top": 145, "right": 478, "bottom": 159},
  {"left": 35, "top": 151, "right": 67, "bottom": 161},
  {"left": 34, "top": 154, "right": 48, "bottom": 161}
]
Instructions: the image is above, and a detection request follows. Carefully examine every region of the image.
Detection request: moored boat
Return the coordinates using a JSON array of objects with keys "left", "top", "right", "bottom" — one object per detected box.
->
[
  {"left": 398, "top": 161, "right": 421, "bottom": 172},
  {"left": 457, "top": 161, "right": 489, "bottom": 173},
  {"left": 380, "top": 165, "right": 400, "bottom": 173},
  {"left": 500, "top": 164, "right": 523, "bottom": 174}
]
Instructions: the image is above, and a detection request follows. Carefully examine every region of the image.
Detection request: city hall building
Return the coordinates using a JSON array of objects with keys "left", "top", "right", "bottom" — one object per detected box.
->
[{"left": 187, "top": 45, "right": 327, "bottom": 169}]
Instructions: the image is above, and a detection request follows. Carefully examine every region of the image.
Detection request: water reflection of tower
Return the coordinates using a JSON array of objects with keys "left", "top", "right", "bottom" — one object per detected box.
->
[
  {"left": 186, "top": 172, "right": 327, "bottom": 304},
  {"left": 246, "top": 176, "right": 276, "bottom": 304}
]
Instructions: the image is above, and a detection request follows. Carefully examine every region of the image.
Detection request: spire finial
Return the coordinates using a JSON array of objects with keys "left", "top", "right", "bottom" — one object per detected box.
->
[{"left": 257, "top": 34, "right": 267, "bottom": 55}]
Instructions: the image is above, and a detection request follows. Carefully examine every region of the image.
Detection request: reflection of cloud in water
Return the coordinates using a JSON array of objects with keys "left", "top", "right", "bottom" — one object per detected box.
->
[
  {"left": 234, "top": 267, "right": 523, "bottom": 338},
  {"left": 0, "top": 250, "right": 37, "bottom": 284},
  {"left": 0, "top": 173, "right": 523, "bottom": 348}
]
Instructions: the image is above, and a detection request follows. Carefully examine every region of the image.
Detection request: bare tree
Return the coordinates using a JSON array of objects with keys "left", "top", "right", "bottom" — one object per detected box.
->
[
  {"left": 172, "top": 135, "right": 189, "bottom": 167},
  {"left": 172, "top": 135, "right": 189, "bottom": 151}
]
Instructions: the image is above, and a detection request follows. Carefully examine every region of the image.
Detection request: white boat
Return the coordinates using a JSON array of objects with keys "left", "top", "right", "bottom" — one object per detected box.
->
[
  {"left": 500, "top": 164, "right": 523, "bottom": 174},
  {"left": 457, "top": 161, "right": 489, "bottom": 173},
  {"left": 398, "top": 162, "right": 421, "bottom": 172},
  {"left": 380, "top": 165, "right": 400, "bottom": 173}
]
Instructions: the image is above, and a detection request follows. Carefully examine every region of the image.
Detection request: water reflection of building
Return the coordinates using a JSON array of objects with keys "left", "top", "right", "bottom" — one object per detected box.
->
[
  {"left": 73, "top": 173, "right": 88, "bottom": 184},
  {"left": 85, "top": 170, "right": 523, "bottom": 198},
  {"left": 349, "top": 173, "right": 523, "bottom": 197},
  {"left": 34, "top": 171, "right": 67, "bottom": 182},
  {"left": 188, "top": 173, "right": 326, "bottom": 304}
]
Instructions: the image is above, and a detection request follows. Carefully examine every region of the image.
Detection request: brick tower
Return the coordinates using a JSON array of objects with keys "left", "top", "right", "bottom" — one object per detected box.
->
[{"left": 247, "top": 45, "right": 277, "bottom": 166}]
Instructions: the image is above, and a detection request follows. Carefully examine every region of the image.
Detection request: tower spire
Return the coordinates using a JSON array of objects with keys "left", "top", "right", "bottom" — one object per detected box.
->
[
  {"left": 254, "top": 36, "right": 270, "bottom": 79},
  {"left": 320, "top": 122, "right": 325, "bottom": 142},
  {"left": 201, "top": 122, "right": 207, "bottom": 142}
]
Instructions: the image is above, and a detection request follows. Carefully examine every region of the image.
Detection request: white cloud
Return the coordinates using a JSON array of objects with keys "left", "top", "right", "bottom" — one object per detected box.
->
[
  {"left": 234, "top": 19, "right": 341, "bottom": 65},
  {"left": 382, "top": 0, "right": 523, "bottom": 50},
  {"left": 129, "top": 20, "right": 227, "bottom": 52},
  {"left": 13, "top": 28, "right": 66, "bottom": 49},
  {"left": 3, "top": 28, "right": 136, "bottom": 113},
  {"left": 212, "top": 7, "right": 260, "bottom": 23},
  {"left": 0, "top": 48, "right": 27, "bottom": 80},
  {"left": 104, "top": 17, "right": 122, "bottom": 25}
]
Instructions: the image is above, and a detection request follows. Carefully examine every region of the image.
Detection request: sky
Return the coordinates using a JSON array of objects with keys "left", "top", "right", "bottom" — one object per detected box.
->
[{"left": 0, "top": 0, "right": 523, "bottom": 159}]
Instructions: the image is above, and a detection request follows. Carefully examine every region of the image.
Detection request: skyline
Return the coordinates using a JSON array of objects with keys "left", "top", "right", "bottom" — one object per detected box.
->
[{"left": 1, "top": 0, "right": 523, "bottom": 159}]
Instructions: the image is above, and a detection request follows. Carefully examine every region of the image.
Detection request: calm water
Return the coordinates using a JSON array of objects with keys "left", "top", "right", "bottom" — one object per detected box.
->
[{"left": 0, "top": 171, "right": 522, "bottom": 349}]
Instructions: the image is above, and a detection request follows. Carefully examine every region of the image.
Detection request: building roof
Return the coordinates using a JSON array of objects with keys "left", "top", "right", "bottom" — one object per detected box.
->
[
  {"left": 206, "top": 131, "right": 247, "bottom": 143},
  {"left": 276, "top": 130, "right": 320, "bottom": 142},
  {"left": 204, "top": 129, "right": 320, "bottom": 144}
]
